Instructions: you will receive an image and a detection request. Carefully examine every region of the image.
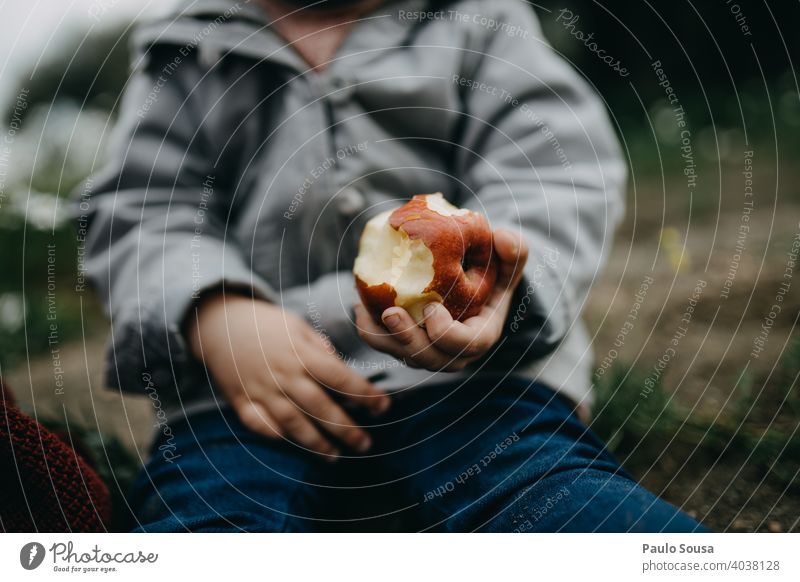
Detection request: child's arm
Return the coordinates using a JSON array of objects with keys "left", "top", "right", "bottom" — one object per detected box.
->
[
  {"left": 83, "top": 47, "right": 387, "bottom": 455},
  {"left": 356, "top": 1, "right": 626, "bottom": 369},
  {"left": 454, "top": 2, "right": 627, "bottom": 355}
]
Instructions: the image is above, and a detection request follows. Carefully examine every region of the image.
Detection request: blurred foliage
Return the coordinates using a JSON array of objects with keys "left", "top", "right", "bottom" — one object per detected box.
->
[
  {"left": 3, "top": 25, "right": 130, "bottom": 124},
  {"left": 0, "top": 226, "right": 97, "bottom": 370},
  {"left": 537, "top": 0, "right": 800, "bottom": 133},
  {"left": 0, "top": 101, "right": 109, "bottom": 372},
  {"left": 0, "top": 21, "right": 119, "bottom": 372},
  {"left": 535, "top": 0, "right": 800, "bottom": 212}
]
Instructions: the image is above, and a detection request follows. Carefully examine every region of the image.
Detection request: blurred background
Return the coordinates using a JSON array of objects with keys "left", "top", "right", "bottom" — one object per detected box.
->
[{"left": 1, "top": 0, "right": 797, "bottom": 531}]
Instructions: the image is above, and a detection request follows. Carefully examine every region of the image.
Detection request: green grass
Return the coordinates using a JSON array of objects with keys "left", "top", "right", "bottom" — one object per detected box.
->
[{"left": 591, "top": 341, "right": 800, "bottom": 489}]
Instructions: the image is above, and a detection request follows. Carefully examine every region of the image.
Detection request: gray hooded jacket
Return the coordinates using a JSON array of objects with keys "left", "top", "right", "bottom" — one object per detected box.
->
[{"left": 81, "top": 0, "right": 626, "bottom": 417}]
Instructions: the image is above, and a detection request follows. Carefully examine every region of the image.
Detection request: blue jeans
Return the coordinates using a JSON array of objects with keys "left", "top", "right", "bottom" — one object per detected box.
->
[{"left": 128, "top": 378, "right": 708, "bottom": 532}]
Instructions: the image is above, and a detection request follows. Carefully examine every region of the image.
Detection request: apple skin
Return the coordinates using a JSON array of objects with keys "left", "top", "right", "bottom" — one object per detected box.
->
[{"left": 354, "top": 193, "right": 498, "bottom": 325}]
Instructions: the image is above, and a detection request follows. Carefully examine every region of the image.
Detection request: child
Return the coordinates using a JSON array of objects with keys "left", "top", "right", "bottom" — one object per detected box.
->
[{"left": 82, "top": 0, "right": 705, "bottom": 531}]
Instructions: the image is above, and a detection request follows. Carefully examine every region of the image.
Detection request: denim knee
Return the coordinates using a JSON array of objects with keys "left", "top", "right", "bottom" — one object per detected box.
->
[{"left": 481, "top": 467, "right": 707, "bottom": 533}]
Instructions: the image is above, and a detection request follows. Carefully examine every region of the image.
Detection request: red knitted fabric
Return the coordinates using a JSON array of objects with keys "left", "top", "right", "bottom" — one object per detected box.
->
[{"left": 0, "top": 381, "right": 112, "bottom": 532}]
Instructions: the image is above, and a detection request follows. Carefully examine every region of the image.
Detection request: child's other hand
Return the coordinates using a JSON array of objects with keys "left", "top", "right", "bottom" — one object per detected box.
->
[
  {"left": 187, "top": 294, "right": 390, "bottom": 460},
  {"left": 355, "top": 229, "right": 528, "bottom": 372}
]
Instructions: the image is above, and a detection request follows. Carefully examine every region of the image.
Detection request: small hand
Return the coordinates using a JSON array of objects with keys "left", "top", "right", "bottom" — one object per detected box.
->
[
  {"left": 187, "top": 294, "right": 391, "bottom": 461},
  {"left": 355, "top": 229, "right": 528, "bottom": 371}
]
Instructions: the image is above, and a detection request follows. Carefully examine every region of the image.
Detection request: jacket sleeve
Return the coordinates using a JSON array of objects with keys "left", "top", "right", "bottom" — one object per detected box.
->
[
  {"left": 455, "top": 1, "right": 627, "bottom": 359},
  {"left": 79, "top": 46, "right": 277, "bottom": 398},
  {"left": 279, "top": 271, "right": 362, "bottom": 352}
]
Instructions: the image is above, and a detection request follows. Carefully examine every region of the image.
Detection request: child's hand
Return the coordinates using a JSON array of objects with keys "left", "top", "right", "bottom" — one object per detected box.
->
[
  {"left": 187, "top": 294, "right": 390, "bottom": 460},
  {"left": 355, "top": 229, "right": 528, "bottom": 371}
]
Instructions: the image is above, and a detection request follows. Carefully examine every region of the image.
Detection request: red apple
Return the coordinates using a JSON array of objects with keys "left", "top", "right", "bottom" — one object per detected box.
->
[{"left": 354, "top": 193, "right": 497, "bottom": 325}]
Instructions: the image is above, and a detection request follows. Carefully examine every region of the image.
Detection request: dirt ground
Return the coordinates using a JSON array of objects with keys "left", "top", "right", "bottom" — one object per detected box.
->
[
  {"left": 7, "top": 333, "right": 154, "bottom": 470},
  {"left": 583, "top": 167, "right": 800, "bottom": 532}
]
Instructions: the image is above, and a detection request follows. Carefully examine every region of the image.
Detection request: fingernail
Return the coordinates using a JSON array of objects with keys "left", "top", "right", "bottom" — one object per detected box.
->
[
  {"left": 382, "top": 313, "right": 400, "bottom": 329},
  {"left": 423, "top": 303, "right": 437, "bottom": 318},
  {"left": 357, "top": 435, "right": 372, "bottom": 453},
  {"left": 325, "top": 449, "right": 340, "bottom": 463}
]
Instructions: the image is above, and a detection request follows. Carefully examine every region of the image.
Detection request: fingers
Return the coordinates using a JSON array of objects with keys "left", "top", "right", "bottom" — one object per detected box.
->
[
  {"left": 355, "top": 303, "right": 471, "bottom": 371},
  {"left": 423, "top": 302, "right": 497, "bottom": 357},
  {"left": 418, "top": 231, "right": 528, "bottom": 359},
  {"left": 234, "top": 399, "right": 283, "bottom": 440},
  {"left": 289, "top": 381, "right": 373, "bottom": 453},
  {"left": 235, "top": 378, "right": 375, "bottom": 459},
  {"left": 354, "top": 303, "right": 399, "bottom": 349},
  {"left": 304, "top": 333, "right": 391, "bottom": 415},
  {"left": 268, "top": 395, "right": 342, "bottom": 460},
  {"left": 493, "top": 229, "right": 529, "bottom": 289},
  {"left": 354, "top": 303, "right": 417, "bottom": 363},
  {"left": 380, "top": 307, "right": 454, "bottom": 369}
]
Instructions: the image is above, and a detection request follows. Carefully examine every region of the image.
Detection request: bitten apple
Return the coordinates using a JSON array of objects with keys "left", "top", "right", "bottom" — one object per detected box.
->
[{"left": 353, "top": 193, "right": 497, "bottom": 325}]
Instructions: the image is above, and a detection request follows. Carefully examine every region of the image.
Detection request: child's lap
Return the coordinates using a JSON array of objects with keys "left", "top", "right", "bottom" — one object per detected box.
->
[{"left": 127, "top": 378, "right": 703, "bottom": 532}]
